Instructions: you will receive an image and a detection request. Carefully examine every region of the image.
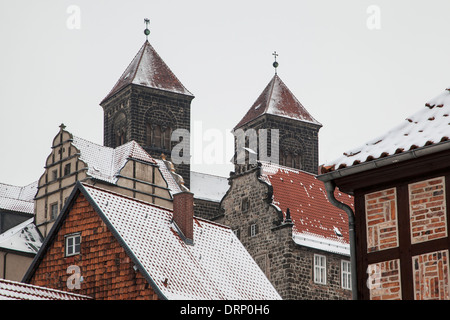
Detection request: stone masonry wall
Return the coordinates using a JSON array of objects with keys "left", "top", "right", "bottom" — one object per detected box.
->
[
  {"left": 237, "top": 115, "right": 321, "bottom": 175},
  {"left": 101, "top": 86, "right": 193, "bottom": 187},
  {"left": 220, "top": 168, "right": 351, "bottom": 300}
]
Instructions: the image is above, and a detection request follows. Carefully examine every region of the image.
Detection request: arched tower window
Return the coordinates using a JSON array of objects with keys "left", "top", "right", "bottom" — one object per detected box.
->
[{"left": 113, "top": 112, "right": 127, "bottom": 147}]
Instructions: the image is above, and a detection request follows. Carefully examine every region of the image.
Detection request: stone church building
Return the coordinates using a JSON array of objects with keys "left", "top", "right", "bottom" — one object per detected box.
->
[
  {"left": 96, "top": 29, "right": 354, "bottom": 299},
  {"left": 216, "top": 73, "right": 353, "bottom": 299},
  {"left": 1, "top": 25, "right": 354, "bottom": 300}
]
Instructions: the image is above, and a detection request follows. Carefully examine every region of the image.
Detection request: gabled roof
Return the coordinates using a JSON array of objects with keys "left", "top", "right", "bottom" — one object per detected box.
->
[
  {"left": 260, "top": 162, "right": 353, "bottom": 255},
  {"left": 101, "top": 40, "right": 193, "bottom": 104},
  {"left": 26, "top": 182, "right": 280, "bottom": 300},
  {"left": 71, "top": 136, "right": 156, "bottom": 184},
  {"left": 0, "top": 181, "right": 37, "bottom": 214},
  {"left": 321, "top": 87, "right": 450, "bottom": 173},
  {"left": 235, "top": 74, "right": 321, "bottom": 129},
  {"left": 0, "top": 218, "right": 42, "bottom": 254},
  {"left": 0, "top": 279, "right": 91, "bottom": 300}
]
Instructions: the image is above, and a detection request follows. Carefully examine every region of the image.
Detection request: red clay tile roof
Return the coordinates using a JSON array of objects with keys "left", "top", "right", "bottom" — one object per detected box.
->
[
  {"left": 321, "top": 87, "right": 450, "bottom": 173},
  {"left": 0, "top": 279, "right": 91, "bottom": 300},
  {"left": 235, "top": 74, "right": 321, "bottom": 129},
  {"left": 260, "top": 162, "right": 353, "bottom": 255},
  {"left": 101, "top": 40, "right": 193, "bottom": 104}
]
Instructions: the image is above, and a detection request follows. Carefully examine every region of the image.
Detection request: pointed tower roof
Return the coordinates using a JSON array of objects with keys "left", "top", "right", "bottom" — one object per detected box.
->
[
  {"left": 101, "top": 40, "right": 193, "bottom": 104},
  {"left": 234, "top": 74, "right": 321, "bottom": 129}
]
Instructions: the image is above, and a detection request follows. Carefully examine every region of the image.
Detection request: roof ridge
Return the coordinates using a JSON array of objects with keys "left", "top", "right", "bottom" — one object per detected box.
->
[{"left": 264, "top": 74, "right": 277, "bottom": 114}]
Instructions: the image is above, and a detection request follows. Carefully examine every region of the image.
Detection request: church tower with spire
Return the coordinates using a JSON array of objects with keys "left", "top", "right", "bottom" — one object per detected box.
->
[
  {"left": 100, "top": 20, "right": 194, "bottom": 187},
  {"left": 233, "top": 54, "right": 322, "bottom": 175}
]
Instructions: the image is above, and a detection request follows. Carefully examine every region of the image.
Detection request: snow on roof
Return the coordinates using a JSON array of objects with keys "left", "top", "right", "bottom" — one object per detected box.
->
[
  {"left": 0, "top": 218, "right": 42, "bottom": 254},
  {"left": 322, "top": 87, "right": 450, "bottom": 173},
  {"left": 0, "top": 181, "right": 37, "bottom": 214},
  {"left": 235, "top": 74, "right": 321, "bottom": 129},
  {"left": 101, "top": 40, "right": 193, "bottom": 104},
  {"left": 71, "top": 137, "right": 156, "bottom": 184},
  {"left": 260, "top": 161, "right": 353, "bottom": 255},
  {"left": 190, "top": 171, "right": 229, "bottom": 202},
  {"left": 81, "top": 184, "right": 281, "bottom": 300},
  {"left": 0, "top": 278, "right": 91, "bottom": 300}
]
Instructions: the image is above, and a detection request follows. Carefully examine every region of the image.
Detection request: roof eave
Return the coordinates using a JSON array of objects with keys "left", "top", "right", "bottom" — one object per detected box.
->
[{"left": 317, "top": 140, "right": 450, "bottom": 183}]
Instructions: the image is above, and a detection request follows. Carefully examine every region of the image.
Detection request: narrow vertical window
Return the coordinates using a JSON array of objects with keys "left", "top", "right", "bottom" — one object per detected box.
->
[
  {"left": 164, "top": 127, "right": 172, "bottom": 150},
  {"left": 249, "top": 223, "right": 258, "bottom": 237},
  {"left": 154, "top": 125, "right": 162, "bottom": 148},
  {"left": 64, "top": 163, "right": 71, "bottom": 176},
  {"left": 50, "top": 202, "right": 59, "bottom": 220},
  {"left": 314, "top": 254, "right": 327, "bottom": 284},
  {"left": 341, "top": 260, "right": 352, "bottom": 290}
]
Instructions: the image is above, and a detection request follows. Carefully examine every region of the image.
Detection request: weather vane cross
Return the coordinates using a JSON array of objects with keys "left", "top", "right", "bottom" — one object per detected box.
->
[
  {"left": 144, "top": 18, "right": 150, "bottom": 40},
  {"left": 272, "top": 51, "right": 279, "bottom": 74}
]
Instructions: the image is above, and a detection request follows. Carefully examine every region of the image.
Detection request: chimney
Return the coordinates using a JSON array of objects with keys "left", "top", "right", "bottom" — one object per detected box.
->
[{"left": 172, "top": 191, "right": 194, "bottom": 244}]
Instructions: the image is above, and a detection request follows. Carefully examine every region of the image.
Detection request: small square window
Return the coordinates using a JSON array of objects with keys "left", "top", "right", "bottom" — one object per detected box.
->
[{"left": 65, "top": 234, "right": 81, "bottom": 257}]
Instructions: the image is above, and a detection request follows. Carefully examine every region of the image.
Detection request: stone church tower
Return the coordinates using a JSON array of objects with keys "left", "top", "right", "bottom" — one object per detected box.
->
[
  {"left": 233, "top": 71, "right": 322, "bottom": 174},
  {"left": 100, "top": 31, "right": 194, "bottom": 187}
]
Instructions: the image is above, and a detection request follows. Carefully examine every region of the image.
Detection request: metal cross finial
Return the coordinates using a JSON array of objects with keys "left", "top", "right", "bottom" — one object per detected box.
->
[
  {"left": 272, "top": 51, "right": 279, "bottom": 74},
  {"left": 144, "top": 18, "right": 150, "bottom": 40}
]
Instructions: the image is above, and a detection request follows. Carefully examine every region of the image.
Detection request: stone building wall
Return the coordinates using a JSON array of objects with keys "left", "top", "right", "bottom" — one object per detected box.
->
[
  {"left": 220, "top": 167, "right": 351, "bottom": 300},
  {"left": 235, "top": 115, "right": 321, "bottom": 175},
  {"left": 101, "top": 86, "right": 193, "bottom": 187}
]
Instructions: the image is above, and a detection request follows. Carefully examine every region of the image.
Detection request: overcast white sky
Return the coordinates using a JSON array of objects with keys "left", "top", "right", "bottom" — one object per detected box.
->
[{"left": 1, "top": 0, "right": 450, "bottom": 186}]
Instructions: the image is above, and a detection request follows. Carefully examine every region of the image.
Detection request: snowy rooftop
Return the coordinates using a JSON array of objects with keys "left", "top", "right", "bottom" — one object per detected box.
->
[
  {"left": 0, "top": 279, "right": 91, "bottom": 300},
  {"left": 79, "top": 183, "right": 280, "bottom": 300},
  {"left": 101, "top": 40, "right": 193, "bottom": 104},
  {"left": 260, "top": 162, "right": 353, "bottom": 255},
  {"left": 322, "top": 87, "right": 450, "bottom": 173},
  {"left": 0, "top": 181, "right": 37, "bottom": 214},
  {"left": 235, "top": 74, "right": 321, "bottom": 129},
  {"left": 71, "top": 136, "right": 156, "bottom": 184},
  {"left": 0, "top": 218, "right": 42, "bottom": 254},
  {"left": 190, "top": 171, "right": 229, "bottom": 202}
]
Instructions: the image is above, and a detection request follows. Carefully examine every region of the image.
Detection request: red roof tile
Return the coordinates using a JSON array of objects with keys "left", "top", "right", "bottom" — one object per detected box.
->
[
  {"left": 0, "top": 279, "right": 91, "bottom": 300},
  {"left": 101, "top": 40, "right": 193, "bottom": 104},
  {"left": 261, "top": 162, "right": 353, "bottom": 254},
  {"left": 235, "top": 75, "right": 321, "bottom": 129}
]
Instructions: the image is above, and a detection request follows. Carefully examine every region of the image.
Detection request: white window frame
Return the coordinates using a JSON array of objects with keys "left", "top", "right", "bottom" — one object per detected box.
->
[
  {"left": 65, "top": 233, "right": 81, "bottom": 257},
  {"left": 250, "top": 224, "right": 257, "bottom": 237},
  {"left": 314, "top": 254, "right": 327, "bottom": 284},
  {"left": 341, "top": 260, "right": 352, "bottom": 290}
]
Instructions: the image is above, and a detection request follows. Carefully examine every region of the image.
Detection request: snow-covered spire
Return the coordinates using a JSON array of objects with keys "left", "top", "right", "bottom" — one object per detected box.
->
[
  {"left": 100, "top": 37, "right": 193, "bottom": 105},
  {"left": 234, "top": 74, "right": 321, "bottom": 129}
]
